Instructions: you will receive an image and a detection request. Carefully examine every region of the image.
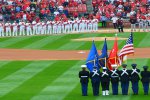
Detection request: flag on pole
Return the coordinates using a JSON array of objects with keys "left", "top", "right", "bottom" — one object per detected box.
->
[
  {"left": 119, "top": 32, "right": 134, "bottom": 64},
  {"left": 98, "top": 38, "right": 108, "bottom": 68},
  {"left": 107, "top": 35, "right": 119, "bottom": 70},
  {"left": 86, "top": 41, "right": 99, "bottom": 72}
]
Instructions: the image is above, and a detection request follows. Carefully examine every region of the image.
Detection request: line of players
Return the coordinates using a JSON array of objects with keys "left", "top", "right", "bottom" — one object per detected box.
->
[
  {"left": 0, "top": 19, "right": 99, "bottom": 37},
  {"left": 79, "top": 64, "right": 150, "bottom": 96}
]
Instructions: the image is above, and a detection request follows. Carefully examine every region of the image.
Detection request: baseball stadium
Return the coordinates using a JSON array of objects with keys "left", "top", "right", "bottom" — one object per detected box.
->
[{"left": 0, "top": 0, "right": 150, "bottom": 100}]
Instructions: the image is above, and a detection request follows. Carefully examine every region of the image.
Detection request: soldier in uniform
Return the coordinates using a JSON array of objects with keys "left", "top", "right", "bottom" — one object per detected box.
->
[
  {"left": 90, "top": 66, "right": 101, "bottom": 96},
  {"left": 100, "top": 67, "right": 110, "bottom": 96},
  {"left": 141, "top": 66, "right": 150, "bottom": 95},
  {"left": 130, "top": 64, "right": 140, "bottom": 95},
  {"left": 119, "top": 64, "right": 130, "bottom": 95},
  {"left": 110, "top": 65, "right": 119, "bottom": 95},
  {"left": 79, "top": 65, "right": 90, "bottom": 96}
]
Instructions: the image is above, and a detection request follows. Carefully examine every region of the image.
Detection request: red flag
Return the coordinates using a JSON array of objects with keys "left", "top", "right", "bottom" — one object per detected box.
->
[{"left": 107, "top": 36, "right": 119, "bottom": 70}]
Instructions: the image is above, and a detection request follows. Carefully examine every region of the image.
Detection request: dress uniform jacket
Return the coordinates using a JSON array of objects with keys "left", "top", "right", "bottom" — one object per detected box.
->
[
  {"left": 110, "top": 69, "right": 119, "bottom": 83},
  {"left": 141, "top": 71, "right": 150, "bottom": 83},
  {"left": 119, "top": 69, "right": 130, "bottom": 82},
  {"left": 79, "top": 70, "right": 90, "bottom": 83},
  {"left": 130, "top": 68, "right": 140, "bottom": 82}
]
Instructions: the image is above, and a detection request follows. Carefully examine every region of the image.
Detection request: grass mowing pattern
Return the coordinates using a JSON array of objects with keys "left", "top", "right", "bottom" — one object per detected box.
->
[
  {"left": 0, "top": 59, "right": 149, "bottom": 100},
  {"left": 0, "top": 32, "right": 149, "bottom": 50},
  {"left": 0, "top": 32, "right": 149, "bottom": 100}
]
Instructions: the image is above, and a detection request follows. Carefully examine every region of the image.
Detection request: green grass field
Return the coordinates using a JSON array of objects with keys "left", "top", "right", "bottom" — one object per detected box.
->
[{"left": 0, "top": 32, "right": 150, "bottom": 100}]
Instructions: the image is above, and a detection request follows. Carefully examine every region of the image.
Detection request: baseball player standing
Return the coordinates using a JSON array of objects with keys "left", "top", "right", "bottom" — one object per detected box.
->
[
  {"left": 57, "top": 21, "right": 62, "bottom": 34},
  {"left": 69, "top": 20, "right": 73, "bottom": 33},
  {"left": 93, "top": 18, "right": 98, "bottom": 32},
  {"left": 32, "top": 20, "right": 37, "bottom": 35},
  {"left": 37, "top": 21, "right": 42, "bottom": 35},
  {"left": 26, "top": 21, "right": 32, "bottom": 36},
  {"left": 88, "top": 19, "right": 93, "bottom": 32},
  {"left": 0, "top": 22, "right": 4, "bottom": 37},
  {"left": 12, "top": 21, "right": 18, "bottom": 36},
  {"left": 73, "top": 19, "right": 78, "bottom": 32},
  {"left": 64, "top": 20, "right": 70, "bottom": 33},
  {"left": 5, "top": 21, "right": 11, "bottom": 36},
  {"left": 47, "top": 20, "right": 52, "bottom": 34},
  {"left": 19, "top": 20, "right": 25, "bottom": 36},
  {"left": 53, "top": 21, "right": 57, "bottom": 34},
  {"left": 42, "top": 21, "right": 47, "bottom": 35}
]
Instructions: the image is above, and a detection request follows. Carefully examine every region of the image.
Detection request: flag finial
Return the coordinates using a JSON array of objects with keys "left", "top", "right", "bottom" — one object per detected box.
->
[{"left": 115, "top": 33, "right": 118, "bottom": 37}]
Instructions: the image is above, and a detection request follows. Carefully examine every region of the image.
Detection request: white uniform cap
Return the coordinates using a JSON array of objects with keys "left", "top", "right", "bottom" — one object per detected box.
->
[
  {"left": 103, "top": 67, "right": 107, "bottom": 69},
  {"left": 111, "top": 64, "right": 117, "bottom": 68},
  {"left": 81, "top": 65, "right": 87, "bottom": 68}
]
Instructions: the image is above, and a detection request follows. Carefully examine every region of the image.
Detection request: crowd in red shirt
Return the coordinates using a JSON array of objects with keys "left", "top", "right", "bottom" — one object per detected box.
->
[
  {"left": 0, "top": 0, "right": 87, "bottom": 22},
  {"left": 92, "top": 0, "right": 150, "bottom": 21},
  {"left": 0, "top": 0, "right": 149, "bottom": 23}
]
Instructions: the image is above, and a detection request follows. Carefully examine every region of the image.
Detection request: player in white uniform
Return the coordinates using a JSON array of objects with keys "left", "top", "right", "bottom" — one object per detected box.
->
[
  {"left": 93, "top": 18, "right": 98, "bottom": 32},
  {"left": 73, "top": 19, "right": 78, "bottom": 32},
  {"left": 82, "top": 19, "right": 86, "bottom": 32},
  {"left": 68, "top": 20, "right": 73, "bottom": 33},
  {"left": 42, "top": 21, "right": 47, "bottom": 35},
  {"left": 61, "top": 21, "right": 64, "bottom": 34},
  {"left": 12, "top": 21, "right": 18, "bottom": 36},
  {"left": 0, "top": 22, "right": 4, "bottom": 37},
  {"left": 88, "top": 19, "right": 93, "bottom": 32},
  {"left": 64, "top": 20, "right": 70, "bottom": 33},
  {"left": 37, "top": 21, "right": 42, "bottom": 35},
  {"left": 5, "top": 21, "right": 11, "bottom": 36},
  {"left": 19, "top": 20, "right": 25, "bottom": 36},
  {"left": 47, "top": 20, "right": 52, "bottom": 34},
  {"left": 53, "top": 21, "right": 57, "bottom": 34},
  {"left": 57, "top": 21, "right": 62, "bottom": 34},
  {"left": 138, "top": 18, "right": 143, "bottom": 32},
  {"left": 145, "top": 17, "right": 150, "bottom": 32},
  {"left": 84, "top": 19, "right": 88, "bottom": 32},
  {"left": 26, "top": 21, "right": 32, "bottom": 36},
  {"left": 78, "top": 19, "right": 83, "bottom": 32},
  {"left": 32, "top": 20, "right": 37, "bottom": 35}
]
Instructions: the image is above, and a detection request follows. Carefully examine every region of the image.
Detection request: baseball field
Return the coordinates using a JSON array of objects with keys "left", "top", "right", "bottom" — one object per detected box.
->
[{"left": 0, "top": 32, "right": 150, "bottom": 100}]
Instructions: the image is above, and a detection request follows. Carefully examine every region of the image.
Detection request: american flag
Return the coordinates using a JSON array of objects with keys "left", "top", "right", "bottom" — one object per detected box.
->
[{"left": 119, "top": 32, "right": 134, "bottom": 59}]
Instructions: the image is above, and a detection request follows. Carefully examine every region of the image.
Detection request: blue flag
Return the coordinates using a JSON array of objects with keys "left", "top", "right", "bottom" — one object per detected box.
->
[
  {"left": 98, "top": 38, "right": 108, "bottom": 67},
  {"left": 86, "top": 41, "right": 99, "bottom": 72}
]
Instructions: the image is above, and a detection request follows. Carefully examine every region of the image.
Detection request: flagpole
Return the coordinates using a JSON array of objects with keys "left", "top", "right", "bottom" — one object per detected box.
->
[
  {"left": 105, "top": 57, "right": 106, "bottom": 67},
  {"left": 115, "top": 33, "right": 118, "bottom": 66}
]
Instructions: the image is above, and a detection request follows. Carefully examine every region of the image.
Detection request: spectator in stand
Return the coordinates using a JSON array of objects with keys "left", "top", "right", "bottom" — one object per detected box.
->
[
  {"left": 23, "top": 12, "right": 27, "bottom": 21},
  {"left": 4, "top": 14, "right": 10, "bottom": 21},
  {"left": 58, "top": 5, "right": 64, "bottom": 14},
  {"left": 130, "top": 16, "right": 137, "bottom": 32},
  {"left": 54, "top": 10, "right": 60, "bottom": 17},
  {"left": 0, "top": 14, "right": 3, "bottom": 21}
]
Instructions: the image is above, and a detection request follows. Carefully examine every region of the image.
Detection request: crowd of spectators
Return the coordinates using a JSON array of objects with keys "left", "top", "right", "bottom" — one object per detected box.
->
[
  {"left": 0, "top": 0, "right": 150, "bottom": 26},
  {"left": 0, "top": 0, "right": 87, "bottom": 22},
  {"left": 92, "top": 0, "right": 150, "bottom": 22}
]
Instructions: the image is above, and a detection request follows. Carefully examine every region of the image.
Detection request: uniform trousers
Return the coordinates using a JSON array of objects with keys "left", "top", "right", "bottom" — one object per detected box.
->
[
  {"left": 101, "top": 81, "right": 109, "bottom": 91},
  {"left": 112, "top": 83, "right": 119, "bottom": 95},
  {"left": 142, "top": 82, "right": 149, "bottom": 95},
  {"left": 81, "top": 83, "right": 88, "bottom": 96},
  {"left": 91, "top": 80, "right": 100, "bottom": 96},
  {"left": 121, "top": 81, "right": 129, "bottom": 95},
  {"left": 131, "top": 81, "right": 139, "bottom": 94}
]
